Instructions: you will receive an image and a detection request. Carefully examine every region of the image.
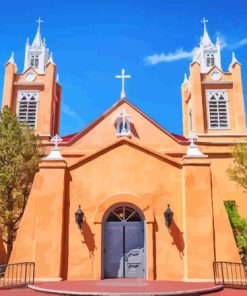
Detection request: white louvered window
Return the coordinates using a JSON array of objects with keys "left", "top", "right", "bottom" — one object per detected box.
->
[
  {"left": 17, "top": 91, "right": 39, "bottom": 129},
  {"left": 207, "top": 90, "right": 229, "bottom": 129}
]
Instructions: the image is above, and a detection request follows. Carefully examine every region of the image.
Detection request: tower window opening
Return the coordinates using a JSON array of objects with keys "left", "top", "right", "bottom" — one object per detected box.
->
[
  {"left": 17, "top": 91, "right": 39, "bottom": 129},
  {"left": 29, "top": 54, "right": 39, "bottom": 69},
  {"left": 207, "top": 90, "right": 229, "bottom": 129},
  {"left": 206, "top": 54, "right": 215, "bottom": 67}
]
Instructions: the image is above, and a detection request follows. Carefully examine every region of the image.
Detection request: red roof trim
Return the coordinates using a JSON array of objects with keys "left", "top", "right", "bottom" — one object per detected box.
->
[{"left": 61, "top": 132, "right": 78, "bottom": 142}]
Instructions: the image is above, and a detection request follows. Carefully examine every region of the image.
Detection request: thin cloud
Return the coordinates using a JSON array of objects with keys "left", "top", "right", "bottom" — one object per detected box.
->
[
  {"left": 215, "top": 32, "right": 247, "bottom": 50},
  {"left": 227, "top": 38, "right": 247, "bottom": 50},
  {"left": 145, "top": 48, "right": 194, "bottom": 65},
  {"left": 146, "top": 35, "right": 247, "bottom": 66},
  {"left": 62, "top": 103, "right": 84, "bottom": 126}
]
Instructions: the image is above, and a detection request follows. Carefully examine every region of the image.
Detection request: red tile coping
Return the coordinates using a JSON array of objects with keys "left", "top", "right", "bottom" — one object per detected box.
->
[{"left": 25, "top": 279, "right": 224, "bottom": 295}]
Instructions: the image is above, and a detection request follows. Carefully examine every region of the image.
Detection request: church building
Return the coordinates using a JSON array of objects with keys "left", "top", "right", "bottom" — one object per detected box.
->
[{"left": 1, "top": 19, "right": 247, "bottom": 281}]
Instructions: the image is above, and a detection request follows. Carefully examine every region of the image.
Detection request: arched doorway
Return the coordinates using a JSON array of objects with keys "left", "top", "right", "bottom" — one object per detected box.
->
[{"left": 103, "top": 205, "right": 145, "bottom": 278}]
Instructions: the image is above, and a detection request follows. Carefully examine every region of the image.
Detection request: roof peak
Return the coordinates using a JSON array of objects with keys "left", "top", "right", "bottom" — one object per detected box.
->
[
  {"left": 31, "top": 17, "right": 44, "bottom": 47},
  {"left": 200, "top": 17, "right": 212, "bottom": 45}
]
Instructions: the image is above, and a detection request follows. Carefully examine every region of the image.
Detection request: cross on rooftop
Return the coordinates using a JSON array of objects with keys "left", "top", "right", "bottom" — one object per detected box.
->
[
  {"left": 115, "top": 69, "right": 131, "bottom": 98},
  {"left": 35, "top": 17, "right": 44, "bottom": 31},
  {"left": 200, "top": 17, "right": 208, "bottom": 32},
  {"left": 50, "top": 134, "right": 63, "bottom": 148},
  {"left": 187, "top": 132, "right": 198, "bottom": 147}
]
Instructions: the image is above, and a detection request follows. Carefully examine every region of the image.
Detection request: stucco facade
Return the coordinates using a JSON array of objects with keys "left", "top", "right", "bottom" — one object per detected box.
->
[{"left": 1, "top": 22, "right": 247, "bottom": 281}]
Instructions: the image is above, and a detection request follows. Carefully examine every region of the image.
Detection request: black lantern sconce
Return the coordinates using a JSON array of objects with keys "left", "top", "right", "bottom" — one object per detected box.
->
[
  {"left": 164, "top": 204, "right": 173, "bottom": 228},
  {"left": 75, "top": 205, "right": 84, "bottom": 229}
]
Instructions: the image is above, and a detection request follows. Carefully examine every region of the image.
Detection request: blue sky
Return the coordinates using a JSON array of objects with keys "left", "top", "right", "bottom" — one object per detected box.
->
[{"left": 0, "top": 0, "right": 247, "bottom": 136}]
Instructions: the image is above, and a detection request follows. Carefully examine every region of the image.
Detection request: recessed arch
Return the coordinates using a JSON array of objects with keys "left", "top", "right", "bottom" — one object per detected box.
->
[{"left": 93, "top": 193, "right": 154, "bottom": 224}]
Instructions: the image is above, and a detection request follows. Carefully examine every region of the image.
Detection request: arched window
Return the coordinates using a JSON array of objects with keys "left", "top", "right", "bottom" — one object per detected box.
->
[
  {"left": 106, "top": 206, "right": 142, "bottom": 222},
  {"left": 207, "top": 90, "right": 229, "bottom": 128},
  {"left": 17, "top": 91, "right": 39, "bottom": 129},
  {"left": 115, "top": 109, "right": 132, "bottom": 137}
]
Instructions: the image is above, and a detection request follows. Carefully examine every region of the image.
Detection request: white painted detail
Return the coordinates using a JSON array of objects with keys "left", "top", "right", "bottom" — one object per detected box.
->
[
  {"left": 206, "top": 90, "right": 229, "bottom": 129},
  {"left": 228, "top": 52, "right": 241, "bottom": 70},
  {"left": 17, "top": 90, "right": 39, "bottom": 129},
  {"left": 192, "top": 18, "right": 221, "bottom": 73},
  {"left": 23, "top": 18, "right": 50, "bottom": 74},
  {"left": 47, "top": 51, "right": 55, "bottom": 65},
  {"left": 24, "top": 72, "right": 36, "bottom": 82},
  {"left": 115, "top": 109, "right": 132, "bottom": 137},
  {"left": 115, "top": 69, "right": 131, "bottom": 98},
  {"left": 210, "top": 71, "right": 222, "bottom": 81},
  {"left": 185, "top": 133, "right": 208, "bottom": 158},
  {"left": 42, "top": 134, "right": 64, "bottom": 160},
  {"left": 6, "top": 51, "right": 15, "bottom": 65},
  {"left": 183, "top": 73, "right": 188, "bottom": 84}
]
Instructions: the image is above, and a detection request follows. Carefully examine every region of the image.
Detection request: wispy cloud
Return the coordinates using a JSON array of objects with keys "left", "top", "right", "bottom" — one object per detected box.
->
[
  {"left": 226, "top": 38, "right": 247, "bottom": 50},
  {"left": 62, "top": 103, "right": 85, "bottom": 126},
  {"left": 146, "top": 34, "right": 247, "bottom": 66},
  {"left": 145, "top": 48, "right": 194, "bottom": 65}
]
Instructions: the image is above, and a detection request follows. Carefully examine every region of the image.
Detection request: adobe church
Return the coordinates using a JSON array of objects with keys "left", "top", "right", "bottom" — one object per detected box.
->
[{"left": 1, "top": 19, "right": 247, "bottom": 281}]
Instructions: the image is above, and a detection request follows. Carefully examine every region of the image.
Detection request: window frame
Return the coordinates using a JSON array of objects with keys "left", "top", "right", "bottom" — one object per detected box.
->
[
  {"left": 17, "top": 90, "right": 39, "bottom": 130},
  {"left": 206, "top": 89, "right": 230, "bottom": 129}
]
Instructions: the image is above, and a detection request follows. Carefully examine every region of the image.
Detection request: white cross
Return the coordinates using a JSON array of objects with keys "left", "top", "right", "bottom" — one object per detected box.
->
[
  {"left": 117, "top": 109, "right": 132, "bottom": 125},
  {"left": 200, "top": 17, "right": 208, "bottom": 32},
  {"left": 35, "top": 17, "right": 44, "bottom": 31},
  {"left": 187, "top": 132, "right": 198, "bottom": 147},
  {"left": 115, "top": 69, "right": 131, "bottom": 98},
  {"left": 50, "top": 134, "right": 63, "bottom": 148}
]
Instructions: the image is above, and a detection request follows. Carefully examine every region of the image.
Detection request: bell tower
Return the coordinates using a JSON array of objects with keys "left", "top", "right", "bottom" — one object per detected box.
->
[
  {"left": 181, "top": 19, "right": 246, "bottom": 137},
  {"left": 1, "top": 18, "right": 62, "bottom": 140}
]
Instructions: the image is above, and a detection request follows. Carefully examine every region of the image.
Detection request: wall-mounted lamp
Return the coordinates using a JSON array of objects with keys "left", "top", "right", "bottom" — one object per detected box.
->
[
  {"left": 164, "top": 204, "right": 173, "bottom": 228},
  {"left": 75, "top": 205, "right": 84, "bottom": 229}
]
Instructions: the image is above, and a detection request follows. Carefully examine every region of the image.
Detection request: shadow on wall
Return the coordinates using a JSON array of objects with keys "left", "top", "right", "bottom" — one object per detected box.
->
[
  {"left": 80, "top": 219, "right": 97, "bottom": 258},
  {"left": 169, "top": 221, "right": 185, "bottom": 259},
  {"left": 0, "top": 236, "right": 7, "bottom": 264}
]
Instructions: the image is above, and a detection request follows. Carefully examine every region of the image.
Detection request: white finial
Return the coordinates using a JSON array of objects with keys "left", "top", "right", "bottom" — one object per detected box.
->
[
  {"left": 43, "top": 37, "right": 46, "bottom": 46},
  {"left": 35, "top": 17, "right": 44, "bottom": 32},
  {"left": 42, "top": 134, "right": 64, "bottom": 160},
  {"left": 56, "top": 73, "right": 59, "bottom": 82},
  {"left": 184, "top": 132, "right": 208, "bottom": 158},
  {"left": 51, "top": 134, "right": 63, "bottom": 148},
  {"left": 232, "top": 52, "right": 238, "bottom": 64},
  {"left": 183, "top": 73, "right": 188, "bottom": 84},
  {"left": 229, "top": 52, "right": 241, "bottom": 70},
  {"left": 26, "top": 37, "right": 30, "bottom": 46},
  {"left": 6, "top": 51, "right": 15, "bottom": 65},
  {"left": 187, "top": 132, "right": 198, "bottom": 147},
  {"left": 47, "top": 52, "right": 54, "bottom": 64},
  {"left": 200, "top": 17, "right": 208, "bottom": 32},
  {"left": 115, "top": 69, "right": 131, "bottom": 98}
]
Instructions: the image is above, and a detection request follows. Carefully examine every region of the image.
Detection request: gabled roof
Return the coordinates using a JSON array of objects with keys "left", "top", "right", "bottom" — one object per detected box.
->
[
  {"left": 60, "top": 97, "right": 188, "bottom": 145},
  {"left": 69, "top": 137, "right": 182, "bottom": 170}
]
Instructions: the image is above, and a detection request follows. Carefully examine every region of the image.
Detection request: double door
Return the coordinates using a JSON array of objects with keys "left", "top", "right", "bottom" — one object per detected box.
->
[{"left": 104, "top": 221, "right": 145, "bottom": 278}]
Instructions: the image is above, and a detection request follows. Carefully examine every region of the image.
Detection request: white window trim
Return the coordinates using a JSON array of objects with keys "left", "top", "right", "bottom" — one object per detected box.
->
[
  {"left": 116, "top": 117, "right": 131, "bottom": 137},
  {"left": 17, "top": 90, "right": 40, "bottom": 130},
  {"left": 206, "top": 89, "right": 230, "bottom": 130}
]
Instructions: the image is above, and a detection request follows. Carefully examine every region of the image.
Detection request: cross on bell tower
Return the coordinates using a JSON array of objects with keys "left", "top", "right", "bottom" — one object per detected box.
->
[
  {"left": 24, "top": 17, "right": 50, "bottom": 73},
  {"left": 200, "top": 17, "right": 208, "bottom": 32},
  {"left": 35, "top": 17, "right": 44, "bottom": 32}
]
